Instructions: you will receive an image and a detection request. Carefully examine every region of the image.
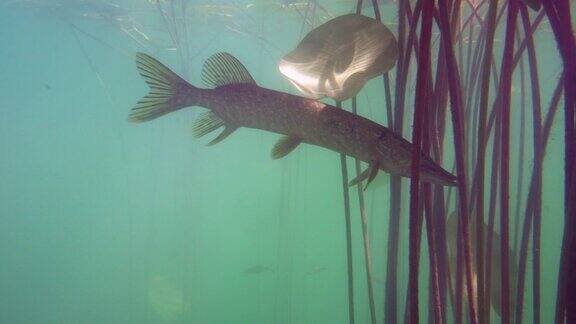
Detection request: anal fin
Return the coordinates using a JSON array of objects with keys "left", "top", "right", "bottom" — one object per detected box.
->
[{"left": 271, "top": 135, "right": 302, "bottom": 159}]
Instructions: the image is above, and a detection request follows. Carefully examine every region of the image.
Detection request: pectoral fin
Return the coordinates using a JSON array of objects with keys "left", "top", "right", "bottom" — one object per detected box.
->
[
  {"left": 349, "top": 161, "right": 380, "bottom": 190},
  {"left": 271, "top": 136, "right": 302, "bottom": 159}
]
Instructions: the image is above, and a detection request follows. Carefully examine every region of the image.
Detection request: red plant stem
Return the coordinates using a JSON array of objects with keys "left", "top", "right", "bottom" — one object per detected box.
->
[
  {"left": 436, "top": 0, "right": 478, "bottom": 322},
  {"left": 430, "top": 41, "right": 450, "bottom": 323},
  {"left": 463, "top": 19, "right": 476, "bottom": 101},
  {"left": 393, "top": 0, "right": 407, "bottom": 131},
  {"left": 351, "top": 3, "right": 381, "bottom": 323},
  {"left": 353, "top": 105, "right": 377, "bottom": 324},
  {"left": 433, "top": 186, "right": 449, "bottom": 323},
  {"left": 543, "top": 78, "right": 564, "bottom": 143},
  {"left": 457, "top": 24, "right": 464, "bottom": 94},
  {"left": 522, "top": 6, "right": 542, "bottom": 324},
  {"left": 456, "top": 210, "right": 464, "bottom": 324},
  {"left": 472, "top": 0, "right": 498, "bottom": 321},
  {"left": 367, "top": 0, "right": 394, "bottom": 127},
  {"left": 469, "top": 11, "right": 543, "bottom": 213},
  {"left": 485, "top": 106, "right": 501, "bottom": 324},
  {"left": 512, "top": 35, "right": 527, "bottom": 255},
  {"left": 384, "top": 0, "right": 407, "bottom": 324},
  {"left": 469, "top": 59, "right": 500, "bottom": 211},
  {"left": 497, "top": 0, "right": 520, "bottom": 322},
  {"left": 422, "top": 78, "right": 443, "bottom": 324},
  {"left": 467, "top": 10, "right": 543, "bottom": 166},
  {"left": 403, "top": 198, "right": 427, "bottom": 324},
  {"left": 385, "top": 27, "right": 401, "bottom": 324},
  {"left": 385, "top": 0, "right": 423, "bottom": 321},
  {"left": 514, "top": 79, "right": 561, "bottom": 324},
  {"left": 511, "top": 11, "right": 545, "bottom": 68},
  {"left": 424, "top": 184, "right": 443, "bottom": 324},
  {"left": 356, "top": 1, "right": 363, "bottom": 14},
  {"left": 511, "top": 5, "right": 543, "bottom": 324},
  {"left": 384, "top": 176, "right": 401, "bottom": 323},
  {"left": 370, "top": 0, "right": 379, "bottom": 19},
  {"left": 540, "top": 1, "right": 576, "bottom": 322},
  {"left": 407, "top": 0, "right": 434, "bottom": 321},
  {"left": 397, "top": 0, "right": 423, "bottom": 133},
  {"left": 463, "top": 0, "right": 484, "bottom": 26},
  {"left": 384, "top": 181, "right": 401, "bottom": 324},
  {"left": 335, "top": 101, "right": 355, "bottom": 324},
  {"left": 432, "top": 50, "right": 449, "bottom": 161}
]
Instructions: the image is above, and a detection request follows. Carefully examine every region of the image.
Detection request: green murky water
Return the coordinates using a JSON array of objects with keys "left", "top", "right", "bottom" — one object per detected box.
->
[{"left": 0, "top": 1, "right": 567, "bottom": 323}]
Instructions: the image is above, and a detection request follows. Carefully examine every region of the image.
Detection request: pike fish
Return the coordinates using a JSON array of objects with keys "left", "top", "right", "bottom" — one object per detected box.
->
[{"left": 129, "top": 52, "right": 457, "bottom": 187}]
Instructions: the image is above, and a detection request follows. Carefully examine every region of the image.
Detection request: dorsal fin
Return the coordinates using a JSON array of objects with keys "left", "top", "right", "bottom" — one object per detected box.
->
[{"left": 202, "top": 52, "right": 256, "bottom": 88}]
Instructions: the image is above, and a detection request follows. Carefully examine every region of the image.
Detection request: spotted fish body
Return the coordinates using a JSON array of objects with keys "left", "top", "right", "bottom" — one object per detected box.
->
[{"left": 130, "top": 52, "right": 456, "bottom": 187}]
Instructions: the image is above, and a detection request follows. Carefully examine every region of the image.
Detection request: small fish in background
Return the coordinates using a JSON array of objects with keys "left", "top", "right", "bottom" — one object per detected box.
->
[
  {"left": 127, "top": 52, "right": 457, "bottom": 187},
  {"left": 148, "top": 275, "right": 185, "bottom": 322},
  {"left": 446, "top": 212, "right": 519, "bottom": 321},
  {"left": 305, "top": 265, "right": 327, "bottom": 275},
  {"left": 243, "top": 265, "right": 275, "bottom": 275},
  {"left": 44, "top": 83, "right": 52, "bottom": 90}
]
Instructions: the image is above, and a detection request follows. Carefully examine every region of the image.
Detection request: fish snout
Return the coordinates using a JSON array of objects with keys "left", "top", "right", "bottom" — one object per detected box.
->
[{"left": 420, "top": 159, "right": 458, "bottom": 186}]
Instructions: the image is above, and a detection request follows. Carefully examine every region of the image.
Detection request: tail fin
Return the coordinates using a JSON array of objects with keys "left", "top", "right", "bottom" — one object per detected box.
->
[{"left": 129, "top": 52, "right": 197, "bottom": 122}]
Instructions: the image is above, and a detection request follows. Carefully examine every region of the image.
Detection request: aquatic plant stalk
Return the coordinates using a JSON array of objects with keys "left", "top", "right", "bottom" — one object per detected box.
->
[
  {"left": 361, "top": 1, "right": 399, "bottom": 321},
  {"left": 495, "top": 0, "right": 521, "bottom": 322},
  {"left": 422, "top": 92, "right": 443, "bottom": 324},
  {"left": 353, "top": 2, "right": 379, "bottom": 323},
  {"left": 539, "top": 1, "right": 576, "bottom": 322},
  {"left": 512, "top": 39, "right": 526, "bottom": 257},
  {"left": 484, "top": 105, "right": 501, "bottom": 324},
  {"left": 351, "top": 97, "right": 377, "bottom": 324},
  {"left": 436, "top": 0, "right": 478, "bottom": 322},
  {"left": 431, "top": 46, "right": 450, "bottom": 324},
  {"left": 407, "top": 0, "right": 434, "bottom": 321},
  {"left": 336, "top": 100, "right": 355, "bottom": 324},
  {"left": 471, "top": 0, "right": 498, "bottom": 321},
  {"left": 513, "top": 6, "right": 542, "bottom": 324},
  {"left": 514, "top": 77, "right": 562, "bottom": 324},
  {"left": 385, "top": 0, "right": 414, "bottom": 321}
]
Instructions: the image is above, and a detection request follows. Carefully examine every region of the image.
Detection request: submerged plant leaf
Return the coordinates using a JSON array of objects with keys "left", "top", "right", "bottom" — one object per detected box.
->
[{"left": 279, "top": 14, "right": 398, "bottom": 101}]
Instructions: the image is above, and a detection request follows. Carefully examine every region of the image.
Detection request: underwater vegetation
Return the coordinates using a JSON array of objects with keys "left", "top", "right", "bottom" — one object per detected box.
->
[
  {"left": 3, "top": 0, "right": 574, "bottom": 323},
  {"left": 124, "top": 0, "right": 575, "bottom": 322},
  {"left": 123, "top": 0, "right": 575, "bottom": 323}
]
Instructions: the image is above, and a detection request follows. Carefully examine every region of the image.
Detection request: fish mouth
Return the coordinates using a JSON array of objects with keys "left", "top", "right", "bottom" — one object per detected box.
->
[{"left": 420, "top": 159, "right": 458, "bottom": 186}]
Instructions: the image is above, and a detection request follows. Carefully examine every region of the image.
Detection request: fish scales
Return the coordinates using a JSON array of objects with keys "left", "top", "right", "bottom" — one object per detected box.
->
[{"left": 206, "top": 84, "right": 380, "bottom": 161}]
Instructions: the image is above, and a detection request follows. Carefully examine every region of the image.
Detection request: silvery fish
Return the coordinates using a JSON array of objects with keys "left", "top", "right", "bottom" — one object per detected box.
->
[{"left": 129, "top": 52, "right": 457, "bottom": 187}]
